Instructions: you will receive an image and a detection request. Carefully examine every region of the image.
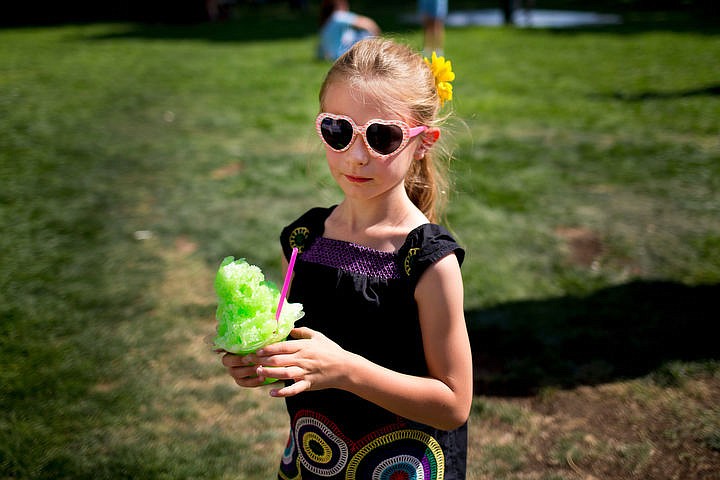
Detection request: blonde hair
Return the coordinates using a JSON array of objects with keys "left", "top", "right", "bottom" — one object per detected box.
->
[{"left": 319, "top": 37, "right": 451, "bottom": 223}]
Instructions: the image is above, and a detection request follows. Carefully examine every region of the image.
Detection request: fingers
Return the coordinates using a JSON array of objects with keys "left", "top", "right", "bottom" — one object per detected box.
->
[
  {"left": 234, "top": 375, "right": 267, "bottom": 388},
  {"left": 289, "top": 327, "right": 315, "bottom": 339},
  {"left": 221, "top": 352, "right": 253, "bottom": 367},
  {"left": 269, "top": 379, "right": 311, "bottom": 398},
  {"left": 226, "top": 365, "right": 266, "bottom": 387},
  {"left": 255, "top": 339, "right": 307, "bottom": 357},
  {"left": 221, "top": 350, "right": 291, "bottom": 367},
  {"left": 251, "top": 327, "right": 319, "bottom": 357},
  {"left": 256, "top": 365, "right": 305, "bottom": 380},
  {"left": 220, "top": 332, "right": 323, "bottom": 394},
  {"left": 222, "top": 353, "right": 269, "bottom": 387},
  {"left": 253, "top": 350, "right": 299, "bottom": 367}
]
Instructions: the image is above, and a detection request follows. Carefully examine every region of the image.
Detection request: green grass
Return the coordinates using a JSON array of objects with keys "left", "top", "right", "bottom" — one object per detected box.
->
[{"left": 1, "top": 2, "right": 719, "bottom": 479}]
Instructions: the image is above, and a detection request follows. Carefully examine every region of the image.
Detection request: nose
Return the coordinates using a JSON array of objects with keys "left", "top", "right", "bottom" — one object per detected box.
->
[{"left": 346, "top": 135, "right": 370, "bottom": 165}]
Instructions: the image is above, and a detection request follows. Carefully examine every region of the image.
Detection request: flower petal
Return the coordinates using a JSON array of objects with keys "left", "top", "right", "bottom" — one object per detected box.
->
[{"left": 424, "top": 51, "right": 456, "bottom": 105}]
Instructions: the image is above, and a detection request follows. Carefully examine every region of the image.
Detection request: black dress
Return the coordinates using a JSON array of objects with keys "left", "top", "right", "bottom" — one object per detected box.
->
[{"left": 278, "top": 206, "right": 467, "bottom": 480}]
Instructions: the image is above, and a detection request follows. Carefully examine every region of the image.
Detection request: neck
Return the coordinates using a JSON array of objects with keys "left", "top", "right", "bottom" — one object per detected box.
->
[
  {"left": 325, "top": 188, "right": 428, "bottom": 252},
  {"left": 335, "top": 188, "right": 421, "bottom": 234},
  {"left": 341, "top": 203, "right": 404, "bottom": 233}
]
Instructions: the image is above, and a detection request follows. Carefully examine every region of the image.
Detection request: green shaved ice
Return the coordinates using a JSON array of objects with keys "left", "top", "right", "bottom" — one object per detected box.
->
[{"left": 212, "top": 256, "right": 304, "bottom": 354}]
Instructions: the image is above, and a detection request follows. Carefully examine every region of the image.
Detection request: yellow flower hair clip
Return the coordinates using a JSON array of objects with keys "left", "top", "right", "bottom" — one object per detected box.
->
[{"left": 424, "top": 51, "right": 455, "bottom": 106}]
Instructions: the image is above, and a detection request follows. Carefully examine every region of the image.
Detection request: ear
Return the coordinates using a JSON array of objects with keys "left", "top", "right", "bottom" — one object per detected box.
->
[{"left": 414, "top": 127, "right": 440, "bottom": 160}]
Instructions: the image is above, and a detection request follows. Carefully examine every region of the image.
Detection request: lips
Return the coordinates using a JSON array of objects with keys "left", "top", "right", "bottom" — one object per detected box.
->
[{"left": 344, "top": 174, "right": 371, "bottom": 183}]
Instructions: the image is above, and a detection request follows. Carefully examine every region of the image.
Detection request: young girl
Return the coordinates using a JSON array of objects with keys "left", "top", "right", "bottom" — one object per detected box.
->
[{"left": 222, "top": 38, "right": 472, "bottom": 479}]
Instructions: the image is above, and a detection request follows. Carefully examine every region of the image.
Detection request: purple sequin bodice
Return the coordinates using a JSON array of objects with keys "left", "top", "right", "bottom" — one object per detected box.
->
[{"left": 301, "top": 237, "right": 401, "bottom": 280}]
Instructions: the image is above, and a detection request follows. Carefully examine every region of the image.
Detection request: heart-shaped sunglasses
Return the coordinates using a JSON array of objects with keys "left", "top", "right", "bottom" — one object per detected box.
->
[{"left": 316, "top": 113, "right": 427, "bottom": 160}]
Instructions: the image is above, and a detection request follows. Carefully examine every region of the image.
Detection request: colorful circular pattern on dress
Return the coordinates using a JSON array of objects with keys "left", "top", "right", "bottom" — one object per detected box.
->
[
  {"left": 289, "top": 227, "right": 310, "bottom": 253},
  {"left": 278, "top": 431, "right": 302, "bottom": 480},
  {"left": 302, "top": 431, "right": 333, "bottom": 464},
  {"left": 373, "top": 454, "right": 425, "bottom": 480},
  {"left": 295, "top": 415, "right": 349, "bottom": 476},
  {"left": 345, "top": 429, "right": 444, "bottom": 480},
  {"left": 282, "top": 431, "right": 296, "bottom": 466}
]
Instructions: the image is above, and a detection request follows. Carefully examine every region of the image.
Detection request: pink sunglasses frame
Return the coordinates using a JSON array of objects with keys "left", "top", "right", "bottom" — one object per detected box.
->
[{"left": 315, "top": 112, "right": 427, "bottom": 160}]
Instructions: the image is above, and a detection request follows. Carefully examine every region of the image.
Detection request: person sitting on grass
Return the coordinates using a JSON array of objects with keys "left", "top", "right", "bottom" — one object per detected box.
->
[{"left": 317, "top": 0, "right": 381, "bottom": 61}]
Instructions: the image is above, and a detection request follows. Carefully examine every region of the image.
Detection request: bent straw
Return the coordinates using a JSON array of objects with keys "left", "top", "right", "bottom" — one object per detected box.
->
[{"left": 275, "top": 247, "right": 298, "bottom": 323}]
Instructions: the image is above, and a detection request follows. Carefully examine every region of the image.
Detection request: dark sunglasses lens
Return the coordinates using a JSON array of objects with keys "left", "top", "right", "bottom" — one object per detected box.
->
[
  {"left": 320, "top": 117, "right": 354, "bottom": 150},
  {"left": 366, "top": 123, "right": 404, "bottom": 155}
]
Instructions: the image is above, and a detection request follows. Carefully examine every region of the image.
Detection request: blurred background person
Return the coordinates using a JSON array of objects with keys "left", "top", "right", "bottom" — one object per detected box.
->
[
  {"left": 419, "top": 0, "right": 447, "bottom": 57},
  {"left": 500, "top": 0, "right": 535, "bottom": 26},
  {"left": 318, "top": 0, "right": 381, "bottom": 61}
]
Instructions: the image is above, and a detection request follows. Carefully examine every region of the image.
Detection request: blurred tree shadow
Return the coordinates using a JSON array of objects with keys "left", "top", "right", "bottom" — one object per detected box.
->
[
  {"left": 6, "top": 0, "right": 717, "bottom": 39},
  {"left": 81, "top": 1, "right": 415, "bottom": 43},
  {"left": 592, "top": 84, "right": 720, "bottom": 101},
  {"left": 2, "top": 0, "right": 415, "bottom": 41},
  {"left": 467, "top": 280, "right": 720, "bottom": 396},
  {"left": 87, "top": 10, "right": 319, "bottom": 43}
]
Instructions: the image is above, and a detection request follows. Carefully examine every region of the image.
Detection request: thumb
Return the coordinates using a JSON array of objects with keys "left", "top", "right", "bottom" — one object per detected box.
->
[{"left": 290, "top": 327, "right": 315, "bottom": 339}]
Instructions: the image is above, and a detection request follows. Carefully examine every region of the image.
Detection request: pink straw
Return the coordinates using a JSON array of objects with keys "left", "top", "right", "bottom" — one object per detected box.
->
[{"left": 275, "top": 247, "right": 298, "bottom": 322}]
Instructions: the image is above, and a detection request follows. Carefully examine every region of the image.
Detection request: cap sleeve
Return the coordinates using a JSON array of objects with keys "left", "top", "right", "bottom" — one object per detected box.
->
[
  {"left": 280, "top": 206, "right": 335, "bottom": 261},
  {"left": 400, "top": 224, "right": 465, "bottom": 286}
]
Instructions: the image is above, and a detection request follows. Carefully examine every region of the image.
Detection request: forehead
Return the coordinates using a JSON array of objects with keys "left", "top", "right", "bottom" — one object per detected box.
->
[{"left": 322, "top": 81, "right": 408, "bottom": 123}]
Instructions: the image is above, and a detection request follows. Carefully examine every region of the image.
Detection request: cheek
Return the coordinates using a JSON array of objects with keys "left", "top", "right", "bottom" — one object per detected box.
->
[
  {"left": 387, "top": 151, "right": 415, "bottom": 175},
  {"left": 325, "top": 151, "right": 341, "bottom": 170},
  {"left": 325, "top": 152, "right": 349, "bottom": 179}
]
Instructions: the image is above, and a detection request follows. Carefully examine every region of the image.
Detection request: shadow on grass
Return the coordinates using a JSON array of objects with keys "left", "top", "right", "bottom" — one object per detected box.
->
[
  {"left": 590, "top": 83, "right": 720, "bottom": 101},
  {"left": 83, "top": 4, "right": 417, "bottom": 44},
  {"left": 468, "top": 280, "right": 720, "bottom": 396},
  {"left": 85, "top": 12, "right": 719, "bottom": 45},
  {"left": 87, "top": 15, "right": 318, "bottom": 43}
]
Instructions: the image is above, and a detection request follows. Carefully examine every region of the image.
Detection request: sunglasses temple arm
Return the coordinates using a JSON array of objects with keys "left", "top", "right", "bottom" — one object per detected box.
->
[{"left": 409, "top": 126, "right": 428, "bottom": 137}]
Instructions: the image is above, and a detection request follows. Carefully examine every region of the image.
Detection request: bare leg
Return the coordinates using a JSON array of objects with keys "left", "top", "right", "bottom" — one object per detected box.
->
[{"left": 423, "top": 17, "right": 445, "bottom": 56}]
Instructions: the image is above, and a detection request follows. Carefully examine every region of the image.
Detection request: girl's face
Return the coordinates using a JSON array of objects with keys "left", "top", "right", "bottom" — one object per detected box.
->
[{"left": 320, "top": 81, "right": 422, "bottom": 204}]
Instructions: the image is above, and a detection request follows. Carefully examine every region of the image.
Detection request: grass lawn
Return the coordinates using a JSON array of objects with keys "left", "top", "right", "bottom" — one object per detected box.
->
[{"left": 1, "top": 1, "right": 719, "bottom": 478}]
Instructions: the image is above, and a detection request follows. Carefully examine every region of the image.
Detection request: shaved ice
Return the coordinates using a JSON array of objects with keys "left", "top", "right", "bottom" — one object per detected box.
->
[{"left": 212, "top": 256, "right": 304, "bottom": 355}]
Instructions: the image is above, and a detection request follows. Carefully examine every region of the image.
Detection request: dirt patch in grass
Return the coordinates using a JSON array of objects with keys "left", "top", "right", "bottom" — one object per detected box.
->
[
  {"left": 555, "top": 226, "right": 605, "bottom": 268},
  {"left": 211, "top": 162, "right": 244, "bottom": 180},
  {"left": 469, "top": 372, "right": 720, "bottom": 479}
]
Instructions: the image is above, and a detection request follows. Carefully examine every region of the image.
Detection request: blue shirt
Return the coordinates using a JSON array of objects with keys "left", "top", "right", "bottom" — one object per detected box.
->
[{"left": 319, "top": 11, "right": 372, "bottom": 61}]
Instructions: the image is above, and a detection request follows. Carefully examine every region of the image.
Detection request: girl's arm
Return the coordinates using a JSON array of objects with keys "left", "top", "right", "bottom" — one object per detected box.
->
[
  {"left": 353, "top": 15, "right": 381, "bottom": 35},
  {"left": 250, "top": 252, "right": 473, "bottom": 431}
]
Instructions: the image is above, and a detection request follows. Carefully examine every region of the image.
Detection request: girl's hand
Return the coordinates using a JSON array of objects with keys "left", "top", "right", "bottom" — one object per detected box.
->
[
  {"left": 252, "top": 327, "right": 351, "bottom": 397},
  {"left": 221, "top": 352, "right": 269, "bottom": 388}
]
